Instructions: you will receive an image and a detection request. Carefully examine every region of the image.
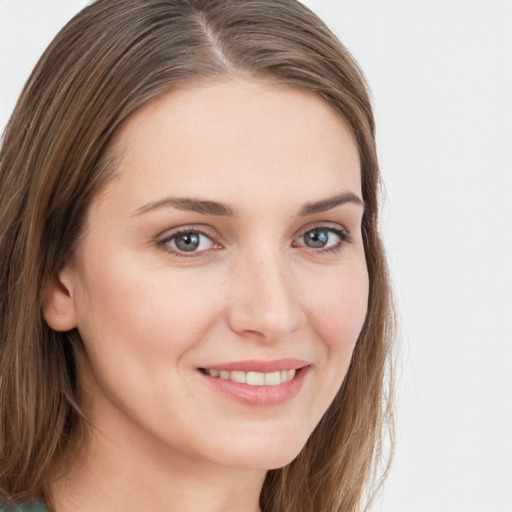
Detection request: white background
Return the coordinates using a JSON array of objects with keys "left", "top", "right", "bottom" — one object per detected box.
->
[{"left": 1, "top": 1, "right": 511, "bottom": 511}]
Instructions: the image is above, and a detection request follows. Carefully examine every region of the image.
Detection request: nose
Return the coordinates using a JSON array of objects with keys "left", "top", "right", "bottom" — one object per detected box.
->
[{"left": 226, "top": 248, "right": 302, "bottom": 342}]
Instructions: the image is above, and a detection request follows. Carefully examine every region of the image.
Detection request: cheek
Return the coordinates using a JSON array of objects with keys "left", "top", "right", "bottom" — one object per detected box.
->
[
  {"left": 305, "top": 262, "right": 369, "bottom": 352},
  {"left": 74, "top": 254, "right": 225, "bottom": 368},
  {"left": 72, "top": 254, "right": 229, "bottom": 430}
]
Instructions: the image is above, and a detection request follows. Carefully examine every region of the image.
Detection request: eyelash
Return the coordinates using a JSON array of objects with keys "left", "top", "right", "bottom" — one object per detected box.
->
[
  {"left": 294, "top": 227, "right": 353, "bottom": 254},
  {"left": 157, "top": 225, "right": 353, "bottom": 258},
  {"left": 157, "top": 227, "right": 217, "bottom": 258}
]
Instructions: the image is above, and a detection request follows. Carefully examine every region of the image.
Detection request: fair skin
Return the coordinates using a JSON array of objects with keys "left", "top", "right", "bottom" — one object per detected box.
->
[{"left": 44, "top": 78, "right": 368, "bottom": 512}]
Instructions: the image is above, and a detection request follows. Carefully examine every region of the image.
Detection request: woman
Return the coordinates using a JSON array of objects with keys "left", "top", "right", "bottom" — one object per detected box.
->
[{"left": 0, "top": 1, "right": 394, "bottom": 511}]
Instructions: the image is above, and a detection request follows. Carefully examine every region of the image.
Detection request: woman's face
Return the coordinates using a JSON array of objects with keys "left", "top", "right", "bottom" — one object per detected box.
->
[{"left": 51, "top": 79, "right": 368, "bottom": 470}]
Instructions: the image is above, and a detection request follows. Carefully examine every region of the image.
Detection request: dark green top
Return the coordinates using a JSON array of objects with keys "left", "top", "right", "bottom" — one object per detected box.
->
[{"left": 1, "top": 503, "right": 47, "bottom": 512}]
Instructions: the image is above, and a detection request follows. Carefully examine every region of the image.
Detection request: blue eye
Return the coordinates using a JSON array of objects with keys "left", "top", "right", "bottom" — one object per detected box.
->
[
  {"left": 161, "top": 230, "right": 215, "bottom": 255},
  {"left": 296, "top": 227, "right": 350, "bottom": 251}
]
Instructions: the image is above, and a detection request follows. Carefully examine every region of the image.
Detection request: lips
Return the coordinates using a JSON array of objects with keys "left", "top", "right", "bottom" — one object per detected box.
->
[{"left": 197, "top": 359, "right": 310, "bottom": 406}]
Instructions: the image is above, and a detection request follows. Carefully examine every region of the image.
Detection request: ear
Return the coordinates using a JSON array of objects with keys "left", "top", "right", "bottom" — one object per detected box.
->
[{"left": 42, "top": 267, "right": 78, "bottom": 332}]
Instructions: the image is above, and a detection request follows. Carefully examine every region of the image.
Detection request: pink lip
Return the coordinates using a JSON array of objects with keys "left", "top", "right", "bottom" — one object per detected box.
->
[
  {"left": 197, "top": 360, "right": 310, "bottom": 407},
  {"left": 199, "top": 358, "right": 309, "bottom": 373}
]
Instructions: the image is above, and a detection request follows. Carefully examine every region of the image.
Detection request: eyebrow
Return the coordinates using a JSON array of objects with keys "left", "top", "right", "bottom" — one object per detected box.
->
[
  {"left": 132, "top": 192, "right": 364, "bottom": 217},
  {"left": 133, "top": 197, "right": 236, "bottom": 217},
  {"left": 298, "top": 192, "right": 364, "bottom": 215}
]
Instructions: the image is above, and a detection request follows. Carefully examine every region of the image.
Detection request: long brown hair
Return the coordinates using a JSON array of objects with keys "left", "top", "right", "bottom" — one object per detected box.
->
[{"left": 0, "top": 1, "right": 394, "bottom": 510}]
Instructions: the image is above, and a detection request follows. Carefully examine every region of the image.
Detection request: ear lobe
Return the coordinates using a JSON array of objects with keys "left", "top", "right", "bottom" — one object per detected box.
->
[{"left": 42, "top": 268, "right": 78, "bottom": 332}]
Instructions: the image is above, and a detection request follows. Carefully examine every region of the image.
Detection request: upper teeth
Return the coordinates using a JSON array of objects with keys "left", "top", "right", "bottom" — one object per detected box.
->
[{"left": 205, "top": 369, "right": 296, "bottom": 386}]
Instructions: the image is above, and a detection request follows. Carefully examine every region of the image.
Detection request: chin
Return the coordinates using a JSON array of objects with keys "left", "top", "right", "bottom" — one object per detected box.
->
[{"left": 206, "top": 429, "right": 309, "bottom": 471}]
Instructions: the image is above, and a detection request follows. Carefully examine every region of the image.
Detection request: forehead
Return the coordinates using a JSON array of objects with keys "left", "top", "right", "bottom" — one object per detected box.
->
[{"left": 98, "top": 78, "right": 361, "bottom": 213}]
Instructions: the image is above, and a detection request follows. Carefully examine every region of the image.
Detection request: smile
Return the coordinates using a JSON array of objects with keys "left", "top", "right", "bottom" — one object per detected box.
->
[
  {"left": 198, "top": 360, "right": 310, "bottom": 406},
  {"left": 202, "top": 368, "right": 296, "bottom": 386}
]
